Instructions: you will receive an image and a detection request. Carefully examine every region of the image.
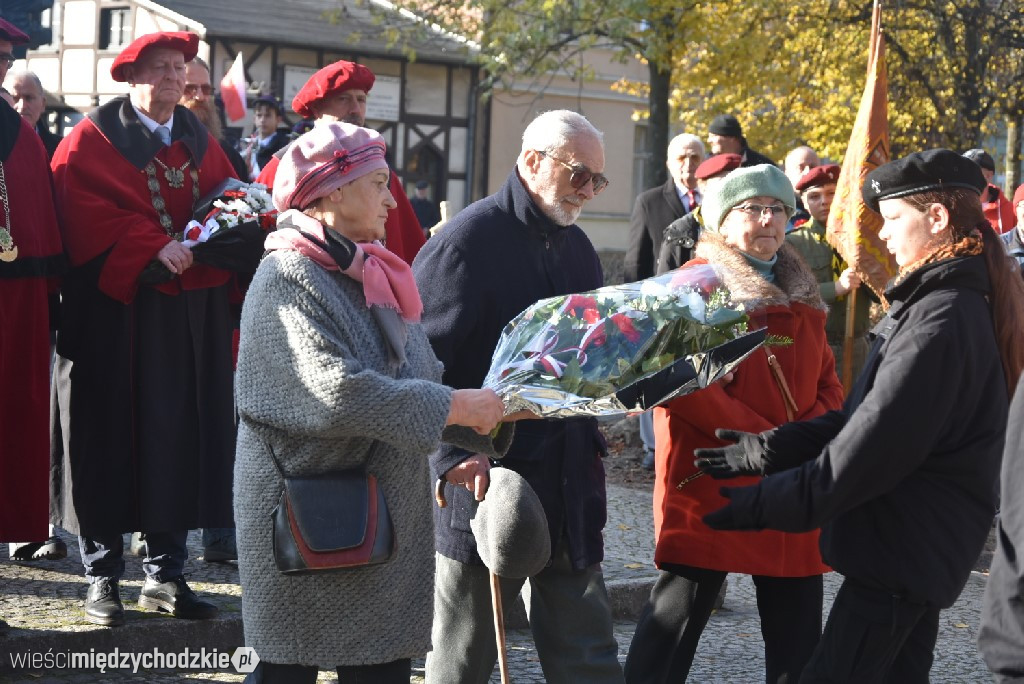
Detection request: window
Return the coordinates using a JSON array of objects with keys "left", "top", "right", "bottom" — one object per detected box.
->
[
  {"left": 98, "top": 7, "right": 131, "bottom": 50},
  {"left": 633, "top": 124, "right": 651, "bottom": 202}
]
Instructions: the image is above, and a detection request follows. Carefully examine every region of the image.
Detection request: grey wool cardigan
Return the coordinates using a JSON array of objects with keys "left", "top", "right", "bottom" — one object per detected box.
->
[{"left": 233, "top": 248, "right": 455, "bottom": 667}]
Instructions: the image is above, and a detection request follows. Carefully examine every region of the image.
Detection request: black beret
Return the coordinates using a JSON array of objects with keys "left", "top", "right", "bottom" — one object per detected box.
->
[
  {"left": 709, "top": 114, "right": 743, "bottom": 138},
  {"left": 962, "top": 148, "right": 995, "bottom": 172},
  {"left": 862, "top": 148, "right": 986, "bottom": 212}
]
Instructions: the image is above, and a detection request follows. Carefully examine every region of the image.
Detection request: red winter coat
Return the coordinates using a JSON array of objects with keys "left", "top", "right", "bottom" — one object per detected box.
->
[
  {"left": 983, "top": 184, "right": 1015, "bottom": 234},
  {"left": 653, "top": 231, "right": 843, "bottom": 577}
]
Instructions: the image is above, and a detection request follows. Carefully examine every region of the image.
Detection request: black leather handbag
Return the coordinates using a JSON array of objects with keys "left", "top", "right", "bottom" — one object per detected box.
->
[{"left": 268, "top": 443, "right": 395, "bottom": 575}]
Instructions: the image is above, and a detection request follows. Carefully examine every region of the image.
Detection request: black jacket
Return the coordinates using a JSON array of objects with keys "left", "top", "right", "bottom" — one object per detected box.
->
[
  {"left": 255, "top": 130, "right": 292, "bottom": 171},
  {"left": 413, "top": 169, "right": 608, "bottom": 571},
  {"left": 980, "top": 373, "right": 1024, "bottom": 677},
  {"left": 723, "top": 254, "right": 1006, "bottom": 607},
  {"left": 741, "top": 146, "right": 775, "bottom": 167},
  {"left": 655, "top": 211, "right": 701, "bottom": 275},
  {"left": 624, "top": 179, "right": 689, "bottom": 282}
]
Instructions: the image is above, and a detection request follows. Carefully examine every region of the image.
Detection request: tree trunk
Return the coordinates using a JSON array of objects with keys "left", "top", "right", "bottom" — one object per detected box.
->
[
  {"left": 644, "top": 62, "right": 671, "bottom": 191},
  {"left": 1006, "top": 116, "right": 1021, "bottom": 196}
]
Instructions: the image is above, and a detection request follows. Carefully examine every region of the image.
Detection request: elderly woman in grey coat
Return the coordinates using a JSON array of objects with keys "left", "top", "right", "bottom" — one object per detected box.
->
[{"left": 233, "top": 122, "right": 505, "bottom": 683}]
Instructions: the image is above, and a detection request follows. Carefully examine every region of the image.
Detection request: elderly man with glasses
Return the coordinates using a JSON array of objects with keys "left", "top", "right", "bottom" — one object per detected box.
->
[{"left": 414, "top": 109, "right": 624, "bottom": 684}]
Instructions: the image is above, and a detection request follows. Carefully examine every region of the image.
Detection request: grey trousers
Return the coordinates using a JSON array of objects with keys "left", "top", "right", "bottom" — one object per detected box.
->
[{"left": 425, "top": 548, "right": 624, "bottom": 684}]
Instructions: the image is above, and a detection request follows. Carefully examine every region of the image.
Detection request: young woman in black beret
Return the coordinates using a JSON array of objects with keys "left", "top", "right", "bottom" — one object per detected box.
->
[{"left": 693, "top": 148, "right": 1024, "bottom": 682}]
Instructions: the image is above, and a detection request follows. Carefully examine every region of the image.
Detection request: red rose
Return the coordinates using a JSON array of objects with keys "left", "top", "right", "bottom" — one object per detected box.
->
[
  {"left": 610, "top": 313, "right": 642, "bottom": 343},
  {"left": 582, "top": 308, "right": 600, "bottom": 325},
  {"left": 185, "top": 225, "right": 202, "bottom": 241},
  {"left": 565, "top": 295, "right": 598, "bottom": 313}
]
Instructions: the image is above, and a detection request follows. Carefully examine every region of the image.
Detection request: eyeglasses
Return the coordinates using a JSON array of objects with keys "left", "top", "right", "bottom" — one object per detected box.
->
[
  {"left": 538, "top": 150, "right": 609, "bottom": 195},
  {"left": 731, "top": 203, "right": 792, "bottom": 220},
  {"left": 0, "top": 53, "right": 15, "bottom": 69},
  {"left": 183, "top": 83, "right": 213, "bottom": 98}
]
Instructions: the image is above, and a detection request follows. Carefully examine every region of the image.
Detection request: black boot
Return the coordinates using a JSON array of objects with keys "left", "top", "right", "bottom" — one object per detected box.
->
[
  {"left": 85, "top": 577, "right": 125, "bottom": 626},
  {"left": 139, "top": 576, "right": 218, "bottom": 619}
]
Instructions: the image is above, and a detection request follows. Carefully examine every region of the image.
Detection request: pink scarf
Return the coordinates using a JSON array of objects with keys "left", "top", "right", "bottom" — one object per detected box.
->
[{"left": 265, "top": 210, "right": 423, "bottom": 322}]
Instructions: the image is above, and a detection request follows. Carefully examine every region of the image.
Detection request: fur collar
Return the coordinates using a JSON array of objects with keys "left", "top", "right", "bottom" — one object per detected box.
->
[{"left": 695, "top": 230, "right": 826, "bottom": 312}]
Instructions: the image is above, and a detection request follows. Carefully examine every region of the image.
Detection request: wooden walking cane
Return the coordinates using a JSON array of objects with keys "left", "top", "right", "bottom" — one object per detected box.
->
[
  {"left": 434, "top": 479, "right": 511, "bottom": 683},
  {"left": 490, "top": 570, "right": 511, "bottom": 684}
]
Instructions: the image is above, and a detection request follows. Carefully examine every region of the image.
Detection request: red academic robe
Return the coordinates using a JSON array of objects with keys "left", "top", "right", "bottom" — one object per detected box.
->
[
  {"left": 49, "top": 99, "right": 238, "bottom": 535},
  {"left": 0, "top": 107, "right": 65, "bottom": 541},
  {"left": 257, "top": 153, "right": 425, "bottom": 264}
]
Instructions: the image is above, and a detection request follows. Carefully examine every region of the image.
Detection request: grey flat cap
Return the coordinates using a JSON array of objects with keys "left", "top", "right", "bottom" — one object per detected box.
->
[{"left": 470, "top": 468, "right": 551, "bottom": 579}]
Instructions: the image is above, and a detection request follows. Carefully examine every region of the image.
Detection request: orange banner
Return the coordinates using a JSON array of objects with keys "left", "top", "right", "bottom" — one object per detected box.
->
[{"left": 826, "top": 0, "right": 896, "bottom": 301}]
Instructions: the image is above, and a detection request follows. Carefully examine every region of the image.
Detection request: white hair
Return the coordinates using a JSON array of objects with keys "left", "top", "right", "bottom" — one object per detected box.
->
[
  {"left": 668, "top": 133, "right": 705, "bottom": 159},
  {"left": 520, "top": 110, "right": 603, "bottom": 155}
]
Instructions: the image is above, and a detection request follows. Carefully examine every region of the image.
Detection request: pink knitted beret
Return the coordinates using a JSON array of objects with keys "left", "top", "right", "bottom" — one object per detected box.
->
[{"left": 273, "top": 122, "right": 389, "bottom": 212}]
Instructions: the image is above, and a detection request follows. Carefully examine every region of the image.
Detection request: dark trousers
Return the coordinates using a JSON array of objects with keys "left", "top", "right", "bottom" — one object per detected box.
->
[
  {"left": 800, "top": 578, "right": 939, "bottom": 683},
  {"left": 79, "top": 530, "right": 187, "bottom": 583},
  {"left": 243, "top": 658, "right": 411, "bottom": 684},
  {"left": 625, "top": 563, "right": 823, "bottom": 684}
]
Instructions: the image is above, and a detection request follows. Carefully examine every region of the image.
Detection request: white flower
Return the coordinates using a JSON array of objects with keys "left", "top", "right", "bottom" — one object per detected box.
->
[
  {"left": 685, "top": 291, "right": 706, "bottom": 321},
  {"left": 639, "top": 279, "right": 669, "bottom": 298}
]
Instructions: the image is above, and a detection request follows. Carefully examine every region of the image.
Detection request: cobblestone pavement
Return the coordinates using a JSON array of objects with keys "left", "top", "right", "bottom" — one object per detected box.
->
[{"left": 0, "top": 484, "right": 993, "bottom": 682}]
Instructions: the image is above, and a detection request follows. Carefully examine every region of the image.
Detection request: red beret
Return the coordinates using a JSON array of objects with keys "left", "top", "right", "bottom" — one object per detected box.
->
[
  {"left": 1013, "top": 183, "right": 1024, "bottom": 209},
  {"left": 695, "top": 153, "right": 742, "bottom": 181},
  {"left": 291, "top": 61, "right": 375, "bottom": 118},
  {"left": 795, "top": 164, "right": 841, "bottom": 192},
  {"left": 110, "top": 32, "right": 199, "bottom": 83},
  {"left": 0, "top": 19, "right": 29, "bottom": 45}
]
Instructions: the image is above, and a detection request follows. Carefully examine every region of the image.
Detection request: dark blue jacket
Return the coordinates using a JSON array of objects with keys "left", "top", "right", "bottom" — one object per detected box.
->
[{"left": 413, "top": 169, "right": 608, "bottom": 571}]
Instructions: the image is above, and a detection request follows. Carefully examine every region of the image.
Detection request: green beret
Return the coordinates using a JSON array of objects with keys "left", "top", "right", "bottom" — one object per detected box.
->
[
  {"left": 862, "top": 149, "right": 986, "bottom": 212},
  {"left": 702, "top": 164, "right": 796, "bottom": 232}
]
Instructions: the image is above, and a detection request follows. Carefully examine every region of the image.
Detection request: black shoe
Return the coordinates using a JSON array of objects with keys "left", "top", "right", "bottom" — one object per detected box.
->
[
  {"left": 642, "top": 450, "right": 655, "bottom": 471},
  {"left": 85, "top": 578, "right": 125, "bottom": 626},
  {"left": 139, "top": 576, "right": 218, "bottom": 619},
  {"left": 10, "top": 536, "right": 68, "bottom": 561},
  {"left": 202, "top": 538, "right": 237, "bottom": 563}
]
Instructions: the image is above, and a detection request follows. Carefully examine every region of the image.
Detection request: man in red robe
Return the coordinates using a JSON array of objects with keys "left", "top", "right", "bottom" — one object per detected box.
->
[
  {"left": 50, "top": 31, "right": 237, "bottom": 627},
  {"left": 255, "top": 60, "right": 425, "bottom": 264},
  {"left": 0, "top": 18, "right": 66, "bottom": 629}
]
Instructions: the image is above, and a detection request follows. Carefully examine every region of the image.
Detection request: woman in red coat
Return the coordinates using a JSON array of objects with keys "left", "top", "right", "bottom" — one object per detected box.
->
[{"left": 624, "top": 164, "right": 844, "bottom": 683}]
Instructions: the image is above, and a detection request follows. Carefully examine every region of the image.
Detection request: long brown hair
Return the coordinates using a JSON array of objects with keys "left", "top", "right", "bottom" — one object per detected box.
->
[{"left": 904, "top": 188, "right": 1024, "bottom": 394}]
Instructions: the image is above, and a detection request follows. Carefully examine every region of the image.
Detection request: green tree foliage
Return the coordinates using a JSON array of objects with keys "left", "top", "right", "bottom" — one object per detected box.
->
[{"left": 362, "top": 0, "right": 1024, "bottom": 185}]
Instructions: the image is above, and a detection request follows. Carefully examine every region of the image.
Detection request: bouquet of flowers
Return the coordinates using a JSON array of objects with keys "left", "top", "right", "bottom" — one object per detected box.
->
[
  {"left": 484, "top": 263, "right": 766, "bottom": 418},
  {"left": 139, "top": 178, "right": 277, "bottom": 285},
  {"left": 182, "top": 180, "right": 277, "bottom": 246}
]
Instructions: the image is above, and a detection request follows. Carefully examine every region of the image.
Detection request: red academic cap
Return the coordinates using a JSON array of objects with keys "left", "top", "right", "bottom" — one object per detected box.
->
[
  {"left": 795, "top": 164, "right": 841, "bottom": 192},
  {"left": 291, "top": 61, "right": 376, "bottom": 119},
  {"left": 0, "top": 18, "right": 30, "bottom": 45},
  {"left": 695, "top": 153, "right": 742, "bottom": 181},
  {"left": 110, "top": 32, "right": 199, "bottom": 83}
]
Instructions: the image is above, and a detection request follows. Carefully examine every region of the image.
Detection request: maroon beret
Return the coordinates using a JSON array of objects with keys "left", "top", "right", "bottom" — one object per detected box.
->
[
  {"left": 110, "top": 32, "right": 199, "bottom": 83},
  {"left": 0, "top": 18, "right": 29, "bottom": 45},
  {"left": 795, "top": 164, "right": 841, "bottom": 192},
  {"left": 1013, "top": 183, "right": 1024, "bottom": 209},
  {"left": 291, "top": 61, "right": 375, "bottom": 118},
  {"left": 695, "top": 153, "right": 742, "bottom": 181}
]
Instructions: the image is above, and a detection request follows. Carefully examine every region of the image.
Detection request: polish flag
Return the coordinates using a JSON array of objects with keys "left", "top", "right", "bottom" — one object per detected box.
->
[{"left": 220, "top": 53, "right": 247, "bottom": 122}]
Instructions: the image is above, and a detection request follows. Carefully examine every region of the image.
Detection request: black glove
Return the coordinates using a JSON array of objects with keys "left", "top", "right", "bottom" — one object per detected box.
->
[
  {"left": 693, "top": 429, "right": 768, "bottom": 479},
  {"left": 702, "top": 486, "right": 763, "bottom": 531}
]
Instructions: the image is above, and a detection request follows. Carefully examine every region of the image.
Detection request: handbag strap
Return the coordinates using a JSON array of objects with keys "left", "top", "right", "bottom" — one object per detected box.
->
[
  {"left": 265, "top": 440, "right": 379, "bottom": 480},
  {"left": 764, "top": 346, "right": 798, "bottom": 422}
]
